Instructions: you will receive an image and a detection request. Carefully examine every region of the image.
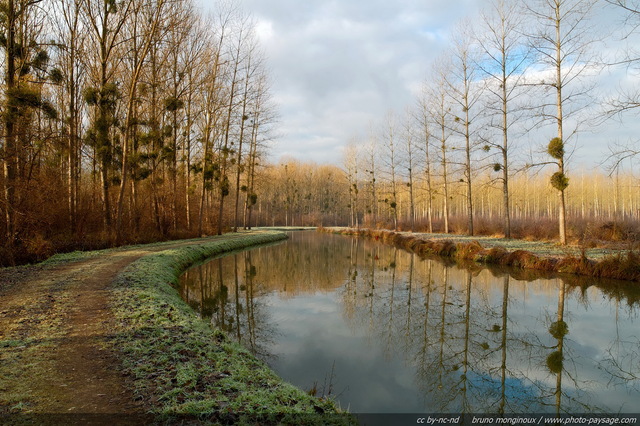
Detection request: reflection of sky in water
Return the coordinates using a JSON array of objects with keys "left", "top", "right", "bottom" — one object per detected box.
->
[
  {"left": 179, "top": 232, "right": 640, "bottom": 414},
  {"left": 265, "top": 292, "right": 424, "bottom": 412},
  {"left": 502, "top": 285, "right": 639, "bottom": 412}
]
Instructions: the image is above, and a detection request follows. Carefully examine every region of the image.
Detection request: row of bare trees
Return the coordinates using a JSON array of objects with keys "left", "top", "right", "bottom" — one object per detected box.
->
[
  {"left": 0, "top": 0, "right": 276, "bottom": 264},
  {"left": 343, "top": 0, "right": 640, "bottom": 244}
]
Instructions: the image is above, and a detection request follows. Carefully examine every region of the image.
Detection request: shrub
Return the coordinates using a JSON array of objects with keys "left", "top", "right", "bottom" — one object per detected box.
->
[
  {"left": 455, "top": 241, "right": 484, "bottom": 260},
  {"left": 504, "top": 250, "right": 541, "bottom": 269}
]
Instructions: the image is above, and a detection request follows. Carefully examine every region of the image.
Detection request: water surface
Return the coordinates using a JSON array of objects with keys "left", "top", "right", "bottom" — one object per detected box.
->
[{"left": 178, "top": 231, "right": 640, "bottom": 414}]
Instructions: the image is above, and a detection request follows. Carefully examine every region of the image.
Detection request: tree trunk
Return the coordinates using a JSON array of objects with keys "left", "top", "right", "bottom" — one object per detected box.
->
[
  {"left": 441, "top": 122, "right": 449, "bottom": 234},
  {"left": 464, "top": 106, "right": 473, "bottom": 236},
  {"left": 424, "top": 129, "right": 433, "bottom": 234},
  {"left": 233, "top": 57, "right": 252, "bottom": 232},
  {"left": 3, "top": 0, "right": 18, "bottom": 249},
  {"left": 555, "top": 2, "right": 567, "bottom": 245}
]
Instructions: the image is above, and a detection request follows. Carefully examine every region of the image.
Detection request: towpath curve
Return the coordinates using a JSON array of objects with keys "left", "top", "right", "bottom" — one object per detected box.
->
[{"left": 0, "top": 237, "right": 243, "bottom": 415}]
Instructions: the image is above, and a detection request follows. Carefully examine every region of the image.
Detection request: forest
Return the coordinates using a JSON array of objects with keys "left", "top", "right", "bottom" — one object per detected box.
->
[
  {"left": 1, "top": 0, "right": 640, "bottom": 267},
  {"left": 0, "top": 0, "right": 279, "bottom": 265}
]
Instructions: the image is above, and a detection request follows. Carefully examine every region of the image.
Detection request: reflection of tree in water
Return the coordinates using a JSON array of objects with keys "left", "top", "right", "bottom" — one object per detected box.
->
[
  {"left": 341, "top": 243, "right": 491, "bottom": 412},
  {"left": 179, "top": 231, "right": 357, "bottom": 361},
  {"left": 600, "top": 295, "right": 640, "bottom": 395},
  {"left": 180, "top": 251, "right": 278, "bottom": 361},
  {"left": 557, "top": 271, "right": 640, "bottom": 397},
  {"left": 179, "top": 232, "right": 640, "bottom": 413},
  {"left": 512, "top": 280, "right": 615, "bottom": 415},
  {"left": 340, "top": 239, "right": 639, "bottom": 414},
  {"left": 602, "top": 337, "right": 640, "bottom": 392},
  {"left": 550, "top": 282, "right": 568, "bottom": 415}
]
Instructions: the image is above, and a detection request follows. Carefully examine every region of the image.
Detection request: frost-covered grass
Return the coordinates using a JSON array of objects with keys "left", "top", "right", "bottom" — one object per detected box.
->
[
  {"left": 255, "top": 226, "right": 317, "bottom": 231},
  {"left": 41, "top": 248, "right": 109, "bottom": 265},
  {"left": 41, "top": 236, "right": 223, "bottom": 266},
  {"left": 0, "top": 277, "right": 74, "bottom": 413},
  {"left": 407, "top": 232, "right": 617, "bottom": 260},
  {"left": 110, "top": 231, "right": 353, "bottom": 425}
]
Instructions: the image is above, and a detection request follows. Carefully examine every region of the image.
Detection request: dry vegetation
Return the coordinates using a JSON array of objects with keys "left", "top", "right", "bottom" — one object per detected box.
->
[
  {"left": 324, "top": 227, "right": 640, "bottom": 283},
  {"left": 0, "top": 0, "right": 279, "bottom": 266}
]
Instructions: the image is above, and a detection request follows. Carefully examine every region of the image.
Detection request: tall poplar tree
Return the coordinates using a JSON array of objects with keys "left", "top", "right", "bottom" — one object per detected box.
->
[
  {"left": 528, "top": 0, "right": 599, "bottom": 244},
  {"left": 476, "top": 0, "right": 531, "bottom": 239}
]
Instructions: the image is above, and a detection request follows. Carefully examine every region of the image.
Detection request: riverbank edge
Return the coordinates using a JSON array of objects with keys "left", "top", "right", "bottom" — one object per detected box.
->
[
  {"left": 109, "top": 231, "right": 352, "bottom": 425},
  {"left": 322, "top": 227, "right": 640, "bottom": 283}
]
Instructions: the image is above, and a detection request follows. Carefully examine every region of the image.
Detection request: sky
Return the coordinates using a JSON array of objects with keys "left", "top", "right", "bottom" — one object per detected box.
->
[
  {"left": 197, "top": 0, "right": 640, "bottom": 170},
  {"left": 239, "top": 0, "right": 482, "bottom": 166}
]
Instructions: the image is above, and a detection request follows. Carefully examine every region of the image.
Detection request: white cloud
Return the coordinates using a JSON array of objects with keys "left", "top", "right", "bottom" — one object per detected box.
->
[
  {"left": 195, "top": 0, "right": 636, "bottom": 169},
  {"left": 254, "top": 19, "right": 274, "bottom": 42},
  {"left": 209, "top": 0, "right": 479, "bottom": 165}
]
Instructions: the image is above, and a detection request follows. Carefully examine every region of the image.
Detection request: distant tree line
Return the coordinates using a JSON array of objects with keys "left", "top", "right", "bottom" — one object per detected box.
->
[{"left": 0, "top": 0, "right": 276, "bottom": 265}]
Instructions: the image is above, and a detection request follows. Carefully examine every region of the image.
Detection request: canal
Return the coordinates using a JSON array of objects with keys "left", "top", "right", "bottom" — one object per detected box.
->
[{"left": 178, "top": 231, "right": 640, "bottom": 414}]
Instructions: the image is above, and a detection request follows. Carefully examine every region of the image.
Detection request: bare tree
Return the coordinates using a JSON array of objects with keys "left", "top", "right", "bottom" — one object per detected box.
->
[
  {"left": 114, "top": 0, "right": 175, "bottom": 243},
  {"left": 232, "top": 29, "right": 264, "bottom": 232},
  {"left": 1, "top": 0, "right": 57, "bottom": 251},
  {"left": 175, "top": 7, "right": 207, "bottom": 231},
  {"left": 53, "top": 0, "right": 87, "bottom": 235},
  {"left": 528, "top": 0, "right": 600, "bottom": 244},
  {"left": 344, "top": 141, "right": 361, "bottom": 229},
  {"left": 381, "top": 111, "right": 401, "bottom": 231},
  {"left": 243, "top": 72, "right": 275, "bottom": 229},
  {"left": 162, "top": 0, "right": 196, "bottom": 232},
  {"left": 217, "top": 12, "right": 251, "bottom": 235},
  {"left": 417, "top": 88, "right": 435, "bottom": 233},
  {"left": 426, "top": 60, "right": 454, "bottom": 234},
  {"left": 402, "top": 110, "right": 418, "bottom": 232},
  {"left": 81, "top": 0, "right": 134, "bottom": 232},
  {"left": 603, "top": 0, "right": 640, "bottom": 168},
  {"left": 364, "top": 128, "right": 379, "bottom": 227},
  {"left": 196, "top": 15, "right": 228, "bottom": 236},
  {"left": 446, "top": 20, "right": 484, "bottom": 236},
  {"left": 476, "top": 0, "right": 532, "bottom": 238}
]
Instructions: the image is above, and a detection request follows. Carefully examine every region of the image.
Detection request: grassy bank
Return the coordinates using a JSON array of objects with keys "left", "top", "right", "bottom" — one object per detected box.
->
[
  {"left": 324, "top": 227, "right": 640, "bottom": 283},
  {"left": 109, "top": 231, "right": 351, "bottom": 425}
]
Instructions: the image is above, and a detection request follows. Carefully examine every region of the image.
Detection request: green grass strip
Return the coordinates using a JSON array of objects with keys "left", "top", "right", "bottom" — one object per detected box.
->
[{"left": 110, "top": 231, "right": 354, "bottom": 425}]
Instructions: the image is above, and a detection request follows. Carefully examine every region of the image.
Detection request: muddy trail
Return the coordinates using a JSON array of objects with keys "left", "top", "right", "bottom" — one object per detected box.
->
[{"left": 0, "top": 238, "right": 236, "bottom": 417}]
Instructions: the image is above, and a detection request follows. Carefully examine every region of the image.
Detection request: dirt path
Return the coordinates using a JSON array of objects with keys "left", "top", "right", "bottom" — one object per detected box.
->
[{"left": 0, "top": 239, "right": 220, "bottom": 415}]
